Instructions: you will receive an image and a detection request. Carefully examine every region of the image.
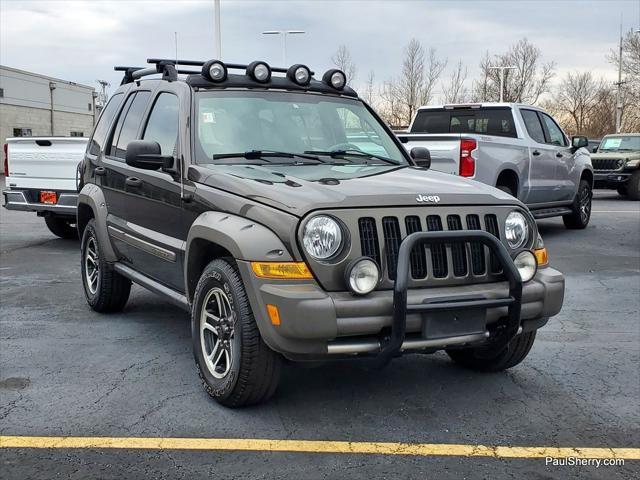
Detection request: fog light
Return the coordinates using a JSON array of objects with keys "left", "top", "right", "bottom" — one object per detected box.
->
[
  {"left": 346, "top": 257, "right": 379, "bottom": 295},
  {"left": 247, "top": 61, "right": 271, "bottom": 83},
  {"left": 514, "top": 251, "right": 537, "bottom": 282}
]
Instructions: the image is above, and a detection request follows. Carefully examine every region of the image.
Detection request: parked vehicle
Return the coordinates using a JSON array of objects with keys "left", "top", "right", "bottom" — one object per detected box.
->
[
  {"left": 3, "top": 137, "right": 87, "bottom": 238},
  {"left": 397, "top": 103, "right": 593, "bottom": 229},
  {"left": 77, "top": 59, "right": 564, "bottom": 407},
  {"left": 591, "top": 133, "right": 640, "bottom": 200}
]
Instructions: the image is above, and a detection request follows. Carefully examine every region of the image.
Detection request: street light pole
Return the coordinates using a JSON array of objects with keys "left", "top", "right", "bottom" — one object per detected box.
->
[
  {"left": 488, "top": 66, "right": 517, "bottom": 102},
  {"left": 262, "top": 30, "right": 305, "bottom": 64},
  {"left": 614, "top": 21, "right": 625, "bottom": 133},
  {"left": 214, "top": 0, "right": 222, "bottom": 58}
]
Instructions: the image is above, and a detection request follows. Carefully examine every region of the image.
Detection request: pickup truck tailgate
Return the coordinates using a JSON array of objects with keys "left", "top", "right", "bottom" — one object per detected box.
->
[
  {"left": 6, "top": 137, "right": 88, "bottom": 191},
  {"left": 398, "top": 134, "right": 461, "bottom": 176}
]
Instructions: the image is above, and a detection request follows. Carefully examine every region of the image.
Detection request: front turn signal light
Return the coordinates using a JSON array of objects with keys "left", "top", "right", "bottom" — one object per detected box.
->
[
  {"left": 534, "top": 247, "right": 548, "bottom": 266},
  {"left": 251, "top": 262, "right": 313, "bottom": 279}
]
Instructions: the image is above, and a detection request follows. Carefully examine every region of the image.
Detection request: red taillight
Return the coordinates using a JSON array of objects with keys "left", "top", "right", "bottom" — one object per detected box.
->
[
  {"left": 3, "top": 143, "right": 8, "bottom": 177},
  {"left": 459, "top": 138, "right": 476, "bottom": 177}
]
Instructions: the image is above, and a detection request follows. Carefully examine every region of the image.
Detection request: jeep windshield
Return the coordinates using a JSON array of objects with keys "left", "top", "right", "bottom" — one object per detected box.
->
[
  {"left": 194, "top": 90, "right": 408, "bottom": 167},
  {"left": 598, "top": 135, "right": 640, "bottom": 152}
]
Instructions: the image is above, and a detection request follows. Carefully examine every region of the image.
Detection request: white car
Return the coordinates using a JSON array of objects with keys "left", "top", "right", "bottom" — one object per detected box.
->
[{"left": 3, "top": 137, "right": 88, "bottom": 238}]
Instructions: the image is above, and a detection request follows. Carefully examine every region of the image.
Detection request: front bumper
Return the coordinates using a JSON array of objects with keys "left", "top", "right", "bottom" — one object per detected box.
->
[
  {"left": 594, "top": 171, "right": 632, "bottom": 188},
  {"left": 239, "top": 232, "right": 565, "bottom": 359},
  {"left": 3, "top": 189, "right": 77, "bottom": 217}
]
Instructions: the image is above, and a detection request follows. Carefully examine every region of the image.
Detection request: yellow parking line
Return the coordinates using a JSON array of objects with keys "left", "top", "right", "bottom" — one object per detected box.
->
[{"left": 1, "top": 436, "right": 638, "bottom": 459}]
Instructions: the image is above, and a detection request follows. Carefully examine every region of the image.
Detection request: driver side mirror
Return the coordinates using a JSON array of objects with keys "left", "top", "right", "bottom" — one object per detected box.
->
[
  {"left": 410, "top": 147, "right": 431, "bottom": 169},
  {"left": 571, "top": 136, "right": 588, "bottom": 150},
  {"left": 125, "top": 140, "right": 174, "bottom": 170}
]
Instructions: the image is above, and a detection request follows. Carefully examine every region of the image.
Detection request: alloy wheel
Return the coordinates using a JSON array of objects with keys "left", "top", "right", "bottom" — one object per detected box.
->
[
  {"left": 579, "top": 185, "right": 591, "bottom": 224},
  {"left": 84, "top": 237, "right": 99, "bottom": 295},
  {"left": 200, "top": 287, "right": 235, "bottom": 379}
]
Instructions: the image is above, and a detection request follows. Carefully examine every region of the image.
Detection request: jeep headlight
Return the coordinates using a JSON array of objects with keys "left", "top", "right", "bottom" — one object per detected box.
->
[
  {"left": 303, "top": 216, "right": 343, "bottom": 260},
  {"left": 505, "top": 211, "right": 528, "bottom": 249}
]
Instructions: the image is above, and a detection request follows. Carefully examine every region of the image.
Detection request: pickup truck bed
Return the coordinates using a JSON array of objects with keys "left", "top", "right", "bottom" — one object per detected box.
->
[{"left": 3, "top": 137, "right": 88, "bottom": 238}]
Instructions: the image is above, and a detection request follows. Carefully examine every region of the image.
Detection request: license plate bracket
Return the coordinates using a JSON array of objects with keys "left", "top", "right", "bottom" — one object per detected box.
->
[{"left": 420, "top": 295, "right": 488, "bottom": 339}]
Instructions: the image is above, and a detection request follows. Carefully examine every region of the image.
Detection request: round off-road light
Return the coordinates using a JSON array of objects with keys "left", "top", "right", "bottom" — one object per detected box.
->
[
  {"left": 322, "top": 69, "right": 346, "bottom": 90},
  {"left": 505, "top": 211, "right": 528, "bottom": 249},
  {"left": 202, "top": 60, "right": 227, "bottom": 82},
  {"left": 247, "top": 61, "right": 271, "bottom": 83},
  {"left": 287, "top": 64, "right": 311, "bottom": 85},
  {"left": 346, "top": 258, "right": 379, "bottom": 295},
  {"left": 514, "top": 250, "right": 537, "bottom": 282}
]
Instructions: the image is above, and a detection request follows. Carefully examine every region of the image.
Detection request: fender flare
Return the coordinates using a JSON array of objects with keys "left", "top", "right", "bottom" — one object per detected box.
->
[
  {"left": 184, "top": 211, "right": 294, "bottom": 300},
  {"left": 77, "top": 184, "right": 117, "bottom": 262}
]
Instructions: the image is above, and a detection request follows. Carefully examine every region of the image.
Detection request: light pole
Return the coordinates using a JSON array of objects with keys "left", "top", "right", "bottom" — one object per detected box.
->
[
  {"left": 262, "top": 30, "right": 305, "bottom": 64},
  {"left": 214, "top": 0, "right": 222, "bottom": 58},
  {"left": 489, "top": 66, "right": 517, "bottom": 102}
]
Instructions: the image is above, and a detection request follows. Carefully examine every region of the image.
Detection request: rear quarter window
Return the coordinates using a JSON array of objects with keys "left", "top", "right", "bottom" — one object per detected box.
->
[{"left": 410, "top": 108, "right": 517, "bottom": 138}]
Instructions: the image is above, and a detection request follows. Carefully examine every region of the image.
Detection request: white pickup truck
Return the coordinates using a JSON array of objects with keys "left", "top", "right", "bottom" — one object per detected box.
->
[
  {"left": 3, "top": 137, "right": 88, "bottom": 238},
  {"left": 398, "top": 103, "right": 595, "bottom": 229}
]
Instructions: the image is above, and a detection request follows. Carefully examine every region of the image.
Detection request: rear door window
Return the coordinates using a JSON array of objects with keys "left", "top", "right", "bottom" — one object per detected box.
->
[
  {"left": 521, "top": 109, "right": 546, "bottom": 144},
  {"left": 411, "top": 108, "right": 516, "bottom": 138}
]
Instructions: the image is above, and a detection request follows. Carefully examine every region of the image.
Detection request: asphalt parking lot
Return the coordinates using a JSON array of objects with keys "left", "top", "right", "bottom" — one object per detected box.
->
[{"left": 1, "top": 182, "right": 638, "bottom": 479}]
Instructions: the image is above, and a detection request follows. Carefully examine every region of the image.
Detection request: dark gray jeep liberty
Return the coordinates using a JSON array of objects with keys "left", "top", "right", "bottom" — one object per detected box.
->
[{"left": 77, "top": 59, "right": 565, "bottom": 407}]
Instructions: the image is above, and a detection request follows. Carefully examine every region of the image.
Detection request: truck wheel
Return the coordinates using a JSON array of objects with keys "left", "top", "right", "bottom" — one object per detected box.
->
[
  {"left": 627, "top": 171, "right": 640, "bottom": 201},
  {"left": 446, "top": 331, "right": 536, "bottom": 372},
  {"left": 192, "top": 258, "right": 281, "bottom": 407},
  {"left": 562, "top": 179, "right": 591, "bottom": 229},
  {"left": 45, "top": 215, "right": 78, "bottom": 239},
  {"left": 617, "top": 185, "right": 628, "bottom": 197},
  {"left": 496, "top": 185, "right": 515, "bottom": 197},
  {"left": 81, "top": 219, "right": 131, "bottom": 312}
]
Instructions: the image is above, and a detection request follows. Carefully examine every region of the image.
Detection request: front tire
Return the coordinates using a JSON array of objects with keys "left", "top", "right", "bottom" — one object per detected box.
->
[
  {"left": 447, "top": 331, "right": 537, "bottom": 372},
  {"left": 45, "top": 215, "right": 78, "bottom": 239},
  {"left": 627, "top": 171, "right": 640, "bottom": 201},
  {"left": 562, "top": 179, "right": 592, "bottom": 229},
  {"left": 617, "top": 185, "right": 628, "bottom": 197},
  {"left": 192, "top": 258, "right": 281, "bottom": 407},
  {"left": 81, "top": 219, "right": 131, "bottom": 312}
]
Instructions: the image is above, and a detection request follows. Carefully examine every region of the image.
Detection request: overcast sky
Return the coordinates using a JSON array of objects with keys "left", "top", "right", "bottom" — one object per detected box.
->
[{"left": 1, "top": 0, "right": 639, "bottom": 100}]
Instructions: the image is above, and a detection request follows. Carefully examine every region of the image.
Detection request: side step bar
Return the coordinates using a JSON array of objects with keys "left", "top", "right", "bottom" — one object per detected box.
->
[
  {"left": 113, "top": 263, "right": 190, "bottom": 311},
  {"left": 531, "top": 207, "right": 572, "bottom": 219}
]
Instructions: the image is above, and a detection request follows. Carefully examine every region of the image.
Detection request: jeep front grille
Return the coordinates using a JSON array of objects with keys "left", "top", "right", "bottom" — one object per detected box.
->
[
  {"left": 593, "top": 158, "right": 623, "bottom": 171},
  {"left": 357, "top": 213, "right": 502, "bottom": 281}
]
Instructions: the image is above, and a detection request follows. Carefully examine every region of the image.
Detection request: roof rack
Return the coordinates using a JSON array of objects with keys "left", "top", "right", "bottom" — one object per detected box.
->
[{"left": 114, "top": 58, "right": 357, "bottom": 98}]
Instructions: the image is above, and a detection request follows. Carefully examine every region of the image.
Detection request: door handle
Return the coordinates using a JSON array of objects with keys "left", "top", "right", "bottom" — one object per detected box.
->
[
  {"left": 125, "top": 177, "right": 142, "bottom": 188},
  {"left": 532, "top": 150, "right": 541, "bottom": 156},
  {"left": 94, "top": 166, "right": 106, "bottom": 177},
  {"left": 556, "top": 152, "right": 563, "bottom": 158}
]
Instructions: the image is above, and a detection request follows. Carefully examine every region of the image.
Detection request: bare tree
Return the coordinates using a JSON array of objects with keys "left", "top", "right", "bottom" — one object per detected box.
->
[
  {"left": 442, "top": 60, "right": 468, "bottom": 104},
  {"left": 472, "top": 39, "right": 555, "bottom": 104},
  {"left": 363, "top": 70, "right": 376, "bottom": 107},
  {"left": 397, "top": 38, "right": 425, "bottom": 124},
  {"left": 331, "top": 45, "right": 357, "bottom": 85},
  {"left": 551, "top": 71, "right": 606, "bottom": 134},
  {"left": 607, "top": 29, "right": 640, "bottom": 132},
  {"left": 378, "top": 80, "right": 404, "bottom": 128},
  {"left": 420, "top": 47, "right": 447, "bottom": 105}
]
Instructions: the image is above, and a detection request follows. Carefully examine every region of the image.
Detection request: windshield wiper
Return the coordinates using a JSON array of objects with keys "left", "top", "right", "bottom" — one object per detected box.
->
[
  {"left": 212, "top": 150, "right": 322, "bottom": 162},
  {"left": 304, "top": 149, "right": 400, "bottom": 165}
]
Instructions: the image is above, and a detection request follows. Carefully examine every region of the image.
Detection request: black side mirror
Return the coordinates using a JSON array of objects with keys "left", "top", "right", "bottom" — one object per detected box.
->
[
  {"left": 125, "top": 140, "right": 174, "bottom": 170},
  {"left": 592, "top": 147, "right": 598, "bottom": 153},
  {"left": 410, "top": 147, "right": 431, "bottom": 169},
  {"left": 571, "top": 136, "right": 588, "bottom": 150}
]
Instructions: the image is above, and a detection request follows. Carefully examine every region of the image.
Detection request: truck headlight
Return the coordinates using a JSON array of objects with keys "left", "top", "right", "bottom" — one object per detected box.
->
[
  {"left": 303, "top": 216, "right": 343, "bottom": 260},
  {"left": 346, "top": 257, "right": 379, "bottom": 295},
  {"left": 514, "top": 251, "right": 537, "bottom": 282},
  {"left": 505, "top": 211, "right": 528, "bottom": 249}
]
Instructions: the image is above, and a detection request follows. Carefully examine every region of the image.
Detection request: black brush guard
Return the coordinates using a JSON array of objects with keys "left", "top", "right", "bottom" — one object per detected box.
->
[{"left": 378, "top": 230, "right": 523, "bottom": 364}]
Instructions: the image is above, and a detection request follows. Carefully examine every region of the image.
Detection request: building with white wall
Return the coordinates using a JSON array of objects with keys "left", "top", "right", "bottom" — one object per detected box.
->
[{"left": 0, "top": 65, "right": 97, "bottom": 144}]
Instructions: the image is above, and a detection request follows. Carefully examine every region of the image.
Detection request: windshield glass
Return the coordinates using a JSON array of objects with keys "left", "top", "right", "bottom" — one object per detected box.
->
[
  {"left": 598, "top": 136, "right": 640, "bottom": 152},
  {"left": 194, "top": 90, "right": 407, "bottom": 164}
]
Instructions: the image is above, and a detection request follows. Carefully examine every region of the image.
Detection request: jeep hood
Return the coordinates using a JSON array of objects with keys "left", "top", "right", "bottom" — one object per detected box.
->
[
  {"left": 592, "top": 151, "right": 640, "bottom": 160},
  {"left": 190, "top": 164, "right": 518, "bottom": 217}
]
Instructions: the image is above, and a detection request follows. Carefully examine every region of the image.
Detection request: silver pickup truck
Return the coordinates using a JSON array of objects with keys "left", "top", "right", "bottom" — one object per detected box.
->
[{"left": 398, "top": 103, "right": 594, "bottom": 229}]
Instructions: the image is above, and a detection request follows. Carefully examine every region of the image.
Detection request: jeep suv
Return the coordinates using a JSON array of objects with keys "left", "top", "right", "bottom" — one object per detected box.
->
[
  {"left": 77, "top": 59, "right": 565, "bottom": 407},
  {"left": 592, "top": 133, "right": 640, "bottom": 200}
]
